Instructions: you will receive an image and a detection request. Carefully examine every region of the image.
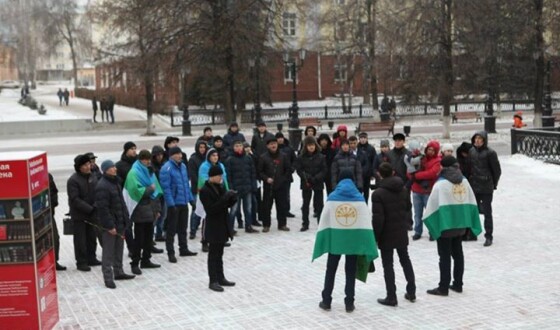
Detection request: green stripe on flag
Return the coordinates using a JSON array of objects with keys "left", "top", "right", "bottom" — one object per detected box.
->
[{"left": 423, "top": 204, "right": 481, "bottom": 240}]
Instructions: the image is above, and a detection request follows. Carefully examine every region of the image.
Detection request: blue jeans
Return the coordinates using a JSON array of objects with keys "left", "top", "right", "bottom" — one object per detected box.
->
[
  {"left": 412, "top": 192, "right": 430, "bottom": 236},
  {"left": 155, "top": 199, "right": 167, "bottom": 239},
  {"left": 229, "top": 192, "right": 253, "bottom": 231}
]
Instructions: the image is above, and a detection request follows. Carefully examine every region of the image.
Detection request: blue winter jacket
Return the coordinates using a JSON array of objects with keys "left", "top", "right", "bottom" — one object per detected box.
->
[{"left": 160, "top": 159, "right": 194, "bottom": 207}]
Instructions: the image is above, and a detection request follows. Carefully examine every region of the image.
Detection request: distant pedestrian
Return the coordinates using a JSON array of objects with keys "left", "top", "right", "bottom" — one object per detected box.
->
[
  {"left": 57, "top": 88, "right": 64, "bottom": 106},
  {"left": 423, "top": 156, "right": 481, "bottom": 296},
  {"left": 100, "top": 96, "right": 108, "bottom": 122},
  {"left": 512, "top": 111, "right": 526, "bottom": 128},
  {"left": 108, "top": 94, "right": 115, "bottom": 123},
  {"left": 92, "top": 96, "right": 98, "bottom": 123},
  {"left": 63, "top": 88, "right": 70, "bottom": 106}
]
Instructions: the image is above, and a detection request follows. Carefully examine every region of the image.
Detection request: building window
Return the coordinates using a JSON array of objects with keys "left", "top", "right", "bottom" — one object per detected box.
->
[
  {"left": 283, "top": 12, "right": 296, "bottom": 36},
  {"left": 284, "top": 63, "right": 296, "bottom": 82},
  {"left": 56, "top": 64, "right": 64, "bottom": 70},
  {"left": 334, "top": 64, "right": 347, "bottom": 83}
]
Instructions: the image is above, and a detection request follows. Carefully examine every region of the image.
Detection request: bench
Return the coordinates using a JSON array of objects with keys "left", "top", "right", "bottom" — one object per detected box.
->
[
  {"left": 299, "top": 117, "right": 322, "bottom": 129},
  {"left": 452, "top": 111, "right": 482, "bottom": 123},
  {"left": 355, "top": 121, "right": 395, "bottom": 136}
]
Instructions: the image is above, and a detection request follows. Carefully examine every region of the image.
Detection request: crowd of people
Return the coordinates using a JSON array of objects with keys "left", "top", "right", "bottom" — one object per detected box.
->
[{"left": 52, "top": 119, "right": 501, "bottom": 302}]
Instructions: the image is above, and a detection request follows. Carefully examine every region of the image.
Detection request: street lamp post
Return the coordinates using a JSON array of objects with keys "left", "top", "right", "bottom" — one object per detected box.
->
[
  {"left": 484, "top": 92, "right": 497, "bottom": 133},
  {"left": 181, "top": 67, "right": 192, "bottom": 136},
  {"left": 542, "top": 60, "right": 555, "bottom": 127},
  {"left": 283, "top": 48, "right": 306, "bottom": 150},
  {"left": 249, "top": 57, "right": 263, "bottom": 129}
]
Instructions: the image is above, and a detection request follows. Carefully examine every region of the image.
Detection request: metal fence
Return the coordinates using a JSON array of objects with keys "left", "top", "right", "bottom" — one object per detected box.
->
[
  {"left": 511, "top": 128, "right": 560, "bottom": 164},
  {"left": 170, "top": 99, "right": 559, "bottom": 127}
]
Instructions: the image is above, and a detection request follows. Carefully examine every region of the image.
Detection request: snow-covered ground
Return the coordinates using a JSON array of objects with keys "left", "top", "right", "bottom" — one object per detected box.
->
[{"left": 0, "top": 88, "right": 85, "bottom": 122}]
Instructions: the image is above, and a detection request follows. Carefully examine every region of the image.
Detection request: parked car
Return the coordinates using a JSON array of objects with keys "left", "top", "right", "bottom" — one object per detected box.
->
[{"left": 0, "top": 80, "right": 21, "bottom": 89}]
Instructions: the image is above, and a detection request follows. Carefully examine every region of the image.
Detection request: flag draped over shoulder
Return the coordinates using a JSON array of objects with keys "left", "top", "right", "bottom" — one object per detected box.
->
[
  {"left": 312, "top": 179, "right": 378, "bottom": 283},
  {"left": 123, "top": 160, "right": 163, "bottom": 216},
  {"left": 422, "top": 177, "right": 481, "bottom": 240}
]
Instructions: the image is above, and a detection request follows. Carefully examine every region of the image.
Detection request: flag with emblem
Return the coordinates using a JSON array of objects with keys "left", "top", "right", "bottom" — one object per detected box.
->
[
  {"left": 123, "top": 160, "right": 163, "bottom": 216},
  {"left": 422, "top": 177, "right": 481, "bottom": 240},
  {"left": 312, "top": 179, "right": 378, "bottom": 283}
]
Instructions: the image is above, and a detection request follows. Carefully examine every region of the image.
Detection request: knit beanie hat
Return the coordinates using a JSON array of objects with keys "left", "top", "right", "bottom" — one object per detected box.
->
[
  {"left": 74, "top": 154, "right": 91, "bottom": 172},
  {"left": 123, "top": 141, "right": 136, "bottom": 152},
  {"left": 441, "top": 155, "right": 458, "bottom": 168},
  {"left": 441, "top": 143, "right": 454, "bottom": 153},
  {"left": 380, "top": 139, "right": 390, "bottom": 148},
  {"left": 168, "top": 146, "right": 182, "bottom": 156},
  {"left": 100, "top": 159, "right": 115, "bottom": 173}
]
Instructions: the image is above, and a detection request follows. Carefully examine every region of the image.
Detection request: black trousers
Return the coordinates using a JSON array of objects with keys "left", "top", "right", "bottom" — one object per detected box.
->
[
  {"left": 261, "top": 184, "right": 288, "bottom": 228},
  {"left": 165, "top": 205, "right": 189, "bottom": 256},
  {"left": 436, "top": 236, "right": 464, "bottom": 291},
  {"left": 362, "top": 178, "right": 372, "bottom": 205},
  {"left": 321, "top": 254, "right": 357, "bottom": 306},
  {"left": 73, "top": 218, "right": 98, "bottom": 266},
  {"left": 380, "top": 248, "right": 416, "bottom": 299},
  {"left": 301, "top": 187, "right": 323, "bottom": 225},
  {"left": 208, "top": 243, "right": 225, "bottom": 283},
  {"left": 475, "top": 192, "right": 494, "bottom": 239},
  {"left": 93, "top": 109, "right": 97, "bottom": 122},
  {"left": 131, "top": 222, "right": 153, "bottom": 265},
  {"left": 324, "top": 177, "right": 333, "bottom": 195},
  {"left": 51, "top": 210, "right": 60, "bottom": 262},
  {"left": 109, "top": 109, "right": 115, "bottom": 123}
]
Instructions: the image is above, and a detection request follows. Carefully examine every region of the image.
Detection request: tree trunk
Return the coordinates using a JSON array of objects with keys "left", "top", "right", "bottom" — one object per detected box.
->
[
  {"left": 69, "top": 39, "right": 79, "bottom": 88},
  {"left": 144, "top": 71, "right": 156, "bottom": 135},
  {"left": 440, "top": 0, "right": 453, "bottom": 139},
  {"left": 367, "top": 0, "right": 379, "bottom": 110},
  {"left": 533, "top": 0, "right": 544, "bottom": 128}
]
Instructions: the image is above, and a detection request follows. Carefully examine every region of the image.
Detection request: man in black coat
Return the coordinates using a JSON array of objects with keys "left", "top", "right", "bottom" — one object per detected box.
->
[
  {"left": 187, "top": 140, "right": 208, "bottom": 240},
  {"left": 251, "top": 120, "right": 275, "bottom": 159},
  {"left": 387, "top": 133, "right": 412, "bottom": 227},
  {"left": 225, "top": 141, "right": 258, "bottom": 233},
  {"left": 85, "top": 152, "right": 102, "bottom": 180},
  {"left": 212, "top": 136, "right": 230, "bottom": 162},
  {"left": 276, "top": 132, "right": 296, "bottom": 217},
  {"left": 468, "top": 131, "right": 501, "bottom": 247},
  {"left": 357, "top": 132, "right": 377, "bottom": 203},
  {"left": 372, "top": 162, "right": 416, "bottom": 306},
  {"left": 295, "top": 136, "right": 327, "bottom": 231},
  {"left": 48, "top": 173, "right": 66, "bottom": 271},
  {"left": 257, "top": 137, "right": 291, "bottom": 232},
  {"left": 223, "top": 122, "right": 246, "bottom": 153},
  {"left": 318, "top": 134, "right": 336, "bottom": 195},
  {"left": 115, "top": 141, "right": 137, "bottom": 253},
  {"left": 67, "top": 154, "right": 100, "bottom": 271},
  {"left": 200, "top": 165, "right": 237, "bottom": 292},
  {"left": 96, "top": 160, "right": 135, "bottom": 289},
  {"left": 331, "top": 140, "right": 363, "bottom": 191}
]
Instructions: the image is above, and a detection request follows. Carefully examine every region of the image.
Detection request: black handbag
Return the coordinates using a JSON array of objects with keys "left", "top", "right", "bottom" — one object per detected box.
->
[{"left": 63, "top": 214, "right": 73, "bottom": 235}]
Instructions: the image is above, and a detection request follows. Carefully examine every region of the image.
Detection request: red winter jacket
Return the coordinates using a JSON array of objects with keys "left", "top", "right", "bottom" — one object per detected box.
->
[
  {"left": 331, "top": 125, "right": 348, "bottom": 150},
  {"left": 410, "top": 140, "right": 441, "bottom": 194}
]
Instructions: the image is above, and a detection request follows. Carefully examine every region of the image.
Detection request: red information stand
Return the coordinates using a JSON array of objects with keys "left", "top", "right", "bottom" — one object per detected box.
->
[{"left": 0, "top": 151, "right": 59, "bottom": 330}]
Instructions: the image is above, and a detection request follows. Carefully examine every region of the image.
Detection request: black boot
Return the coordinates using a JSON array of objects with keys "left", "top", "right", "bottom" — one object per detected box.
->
[
  {"left": 209, "top": 282, "right": 224, "bottom": 292},
  {"left": 377, "top": 297, "right": 398, "bottom": 307},
  {"left": 427, "top": 287, "right": 448, "bottom": 296}
]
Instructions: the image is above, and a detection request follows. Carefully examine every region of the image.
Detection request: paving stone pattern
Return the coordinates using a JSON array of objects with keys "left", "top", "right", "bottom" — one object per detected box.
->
[{"left": 53, "top": 158, "right": 560, "bottom": 329}]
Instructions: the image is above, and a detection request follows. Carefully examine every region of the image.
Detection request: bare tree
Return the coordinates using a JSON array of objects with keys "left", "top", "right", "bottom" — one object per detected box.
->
[{"left": 36, "top": 0, "right": 92, "bottom": 87}]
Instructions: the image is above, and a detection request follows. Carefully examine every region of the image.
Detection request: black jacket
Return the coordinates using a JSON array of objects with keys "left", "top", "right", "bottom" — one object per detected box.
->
[
  {"left": 357, "top": 142, "right": 377, "bottom": 180},
  {"left": 278, "top": 141, "right": 296, "bottom": 182},
  {"left": 116, "top": 153, "right": 136, "bottom": 184},
  {"left": 258, "top": 149, "right": 291, "bottom": 190},
  {"left": 223, "top": 129, "right": 246, "bottom": 151},
  {"left": 67, "top": 171, "right": 97, "bottom": 221},
  {"left": 371, "top": 176, "right": 410, "bottom": 249},
  {"left": 225, "top": 151, "right": 257, "bottom": 195},
  {"left": 331, "top": 151, "right": 363, "bottom": 189},
  {"left": 187, "top": 144, "right": 207, "bottom": 195},
  {"left": 295, "top": 150, "right": 327, "bottom": 190},
  {"left": 48, "top": 173, "right": 58, "bottom": 215},
  {"left": 251, "top": 131, "right": 275, "bottom": 159},
  {"left": 373, "top": 151, "right": 391, "bottom": 180},
  {"left": 387, "top": 147, "right": 410, "bottom": 182},
  {"left": 200, "top": 181, "right": 235, "bottom": 243},
  {"left": 215, "top": 146, "right": 230, "bottom": 163},
  {"left": 95, "top": 174, "right": 130, "bottom": 230},
  {"left": 130, "top": 169, "right": 162, "bottom": 224},
  {"left": 468, "top": 131, "right": 501, "bottom": 194}
]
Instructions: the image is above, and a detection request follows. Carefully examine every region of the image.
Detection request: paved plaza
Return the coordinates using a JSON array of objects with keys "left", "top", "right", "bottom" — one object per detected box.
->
[{"left": 50, "top": 155, "right": 560, "bottom": 329}]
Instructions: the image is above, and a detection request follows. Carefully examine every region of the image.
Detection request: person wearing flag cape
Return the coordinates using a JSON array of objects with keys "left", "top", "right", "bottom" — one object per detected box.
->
[
  {"left": 312, "top": 169, "right": 378, "bottom": 313},
  {"left": 123, "top": 150, "right": 164, "bottom": 275},
  {"left": 423, "top": 156, "right": 482, "bottom": 296}
]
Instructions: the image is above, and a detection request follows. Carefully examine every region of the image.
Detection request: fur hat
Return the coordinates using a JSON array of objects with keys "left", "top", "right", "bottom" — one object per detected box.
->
[
  {"left": 393, "top": 133, "right": 406, "bottom": 141},
  {"left": 209, "top": 165, "right": 223, "bottom": 177},
  {"left": 74, "top": 154, "right": 91, "bottom": 172},
  {"left": 100, "top": 159, "right": 116, "bottom": 173}
]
